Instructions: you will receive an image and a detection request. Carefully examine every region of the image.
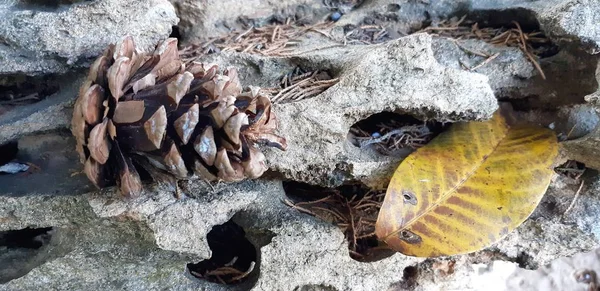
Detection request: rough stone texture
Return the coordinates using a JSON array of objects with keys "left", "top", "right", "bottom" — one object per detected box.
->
[
  {"left": 486, "top": 175, "right": 600, "bottom": 268},
  {"left": 169, "top": 0, "right": 327, "bottom": 44},
  {"left": 506, "top": 248, "right": 600, "bottom": 291},
  {"left": 0, "top": 176, "right": 423, "bottom": 291},
  {"left": 527, "top": 0, "right": 600, "bottom": 54},
  {"left": 265, "top": 33, "right": 498, "bottom": 187},
  {"left": 426, "top": 0, "right": 600, "bottom": 54},
  {"left": 0, "top": 0, "right": 178, "bottom": 76},
  {"left": 2, "top": 0, "right": 600, "bottom": 290},
  {"left": 431, "top": 38, "right": 535, "bottom": 96},
  {"left": 88, "top": 181, "right": 263, "bottom": 258}
]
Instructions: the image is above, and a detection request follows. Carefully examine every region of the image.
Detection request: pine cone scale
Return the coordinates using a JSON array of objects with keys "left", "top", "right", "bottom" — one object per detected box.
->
[{"left": 112, "top": 100, "right": 145, "bottom": 124}]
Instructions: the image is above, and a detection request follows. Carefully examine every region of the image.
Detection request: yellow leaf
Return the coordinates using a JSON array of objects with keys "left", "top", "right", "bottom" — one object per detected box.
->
[{"left": 375, "top": 110, "right": 558, "bottom": 257}]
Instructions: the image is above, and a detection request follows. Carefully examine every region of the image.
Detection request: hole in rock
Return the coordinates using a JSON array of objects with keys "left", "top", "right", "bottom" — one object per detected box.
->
[
  {"left": 269, "top": 66, "right": 339, "bottom": 104},
  {"left": 0, "top": 140, "right": 19, "bottom": 166},
  {"left": 0, "top": 227, "right": 54, "bottom": 249},
  {"left": 0, "top": 131, "right": 95, "bottom": 197},
  {"left": 399, "top": 265, "right": 419, "bottom": 289},
  {"left": 347, "top": 112, "right": 447, "bottom": 157},
  {"left": 0, "top": 227, "right": 56, "bottom": 284},
  {"left": 515, "top": 251, "right": 536, "bottom": 269},
  {"left": 414, "top": 8, "right": 560, "bottom": 59},
  {"left": 283, "top": 180, "right": 395, "bottom": 262},
  {"left": 14, "top": 0, "right": 94, "bottom": 12},
  {"left": 343, "top": 11, "right": 407, "bottom": 45},
  {"left": 169, "top": 25, "right": 182, "bottom": 40},
  {"left": 0, "top": 74, "right": 61, "bottom": 117},
  {"left": 187, "top": 220, "right": 259, "bottom": 287},
  {"left": 554, "top": 160, "right": 598, "bottom": 182},
  {"left": 497, "top": 95, "right": 542, "bottom": 112}
]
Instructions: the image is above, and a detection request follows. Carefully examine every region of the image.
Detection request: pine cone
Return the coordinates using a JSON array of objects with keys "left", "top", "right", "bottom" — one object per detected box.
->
[{"left": 71, "top": 36, "right": 286, "bottom": 197}]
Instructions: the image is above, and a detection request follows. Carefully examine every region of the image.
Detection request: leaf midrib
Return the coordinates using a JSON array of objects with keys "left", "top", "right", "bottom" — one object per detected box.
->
[{"left": 388, "top": 125, "right": 509, "bottom": 239}]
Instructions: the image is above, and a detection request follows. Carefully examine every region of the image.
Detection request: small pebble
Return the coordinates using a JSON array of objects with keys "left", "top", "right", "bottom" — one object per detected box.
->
[
  {"left": 548, "top": 122, "right": 555, "bottom": 129},
  {"left": 330, "top": 12, "right": 342, "bottom": 22},
  {"left": 0, "top": 162, "right": 29, "bottom": 174}
]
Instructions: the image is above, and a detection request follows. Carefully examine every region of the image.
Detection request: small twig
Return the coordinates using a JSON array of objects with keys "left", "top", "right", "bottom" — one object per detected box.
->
[
  {"left": 282, "top": 199, "right": 318, "bottom": 216},
  {"left": 231, "top": 261, "right": 256, "bottom": 281},
  {"left": 469, "top": 53, "right": 500, "bottom": 71},
  {"left": 275, "top": 44, "right": 345, "bottom": 57},
  {"left": 452, "top": 40, "right": 491, "bottom": 57},
  {"left": 564, "top": 181, "right": 585, "bottom": 217},
  {"left": 360, "top": 127, "right": 422, "bottom": 148}
]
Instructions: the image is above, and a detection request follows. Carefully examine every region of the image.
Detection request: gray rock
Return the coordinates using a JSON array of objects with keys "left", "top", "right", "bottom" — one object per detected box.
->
[
  {"left": 169, "top": 0, "right": 328, "bottom": 44},
  {"left": 265, "top": 33, "right": 498, "bottom": 187},
  {"left": 0, "top": 169, "right": 424, "bottom": 290},
  {"left": 431, "top": 38, "right": 535, "bottom": 96},
  {"left": 506, "top": 248, "right": 600, "bottom": 291},
  {"left": 427, "top": 0, "right": 600, "bottom": 54},
  {"left": 0, "top": 0, "right": 178, "bottom": 76}
]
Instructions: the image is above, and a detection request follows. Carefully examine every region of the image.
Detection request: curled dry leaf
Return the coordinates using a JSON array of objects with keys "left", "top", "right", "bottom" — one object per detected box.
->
[
  {"left": 71, "top": 36, "right": 286, "bottom": 197},
  {"left": 375, "top": 110, "right": 558, "bottom": 257}
]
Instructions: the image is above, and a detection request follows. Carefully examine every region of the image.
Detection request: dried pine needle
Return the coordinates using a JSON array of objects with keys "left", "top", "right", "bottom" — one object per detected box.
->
[
  {"left": 270, "top": 69, "right": 339, "bottom": 103},
  {"left": 418, "top": 17, "right": 550, "bottom": 79},
  {"left": 180, "top": 20, "right": 335, "bottom": 61},
  {"left": 285, "top": 184, "right": 386, "bottom": 261},
  {"left": 349, "top": 121, "right": 435, "bottom": 155},
  {"left": 190, "top": 261, "right": 255, "bottom": 285}
]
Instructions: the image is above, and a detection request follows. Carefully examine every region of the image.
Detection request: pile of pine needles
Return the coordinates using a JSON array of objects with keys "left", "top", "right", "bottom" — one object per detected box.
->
[
  {"left": 555, "top": 160, "right": 587, "bottom": 180},
  {"left": 349, "top": 119, "right": 436, "bottom": 156},
  {"left": 284, "top": 183, "right": 388, "bottom": 261},
  {"left": 270, "top": 68, "right": 339, "bottom": 103},
  {"left": 180, "top": 19, "right": 335, "bottom": 61},
  {"left": 190, "top": 261, "right": 255, "bottom": 285},
  {"left": 416, "top": 16, "right": 552, "bottom": 79},
  {"left": 0, "top": 93, "right": 41, "bottom": 106},
  {"left": 343, "top": 24, "right": 391, "bottom": 44}
]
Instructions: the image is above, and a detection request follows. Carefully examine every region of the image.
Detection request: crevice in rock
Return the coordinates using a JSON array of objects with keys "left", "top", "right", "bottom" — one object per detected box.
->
[
  {"left": 294, "top": 284, "right": 339, "bottom": 291},
  {"left": 14, "top": 0, "right": 94, "bottom": 12},
  {"left": 390, "top": 249, "right": 535, "bottom": 289},
  {"left": 347, "top": 112, "right": 447, "bottom": 158},
  {"left": 237, "top": 3, "right": 328, "bottom": 29},
  {"left": 515, "top": 251, "right": 536, "bottom": 269},
  {"left": 445, "top": 8, "right": 559, "bottom": 57},
  {"left": 270, "top": 66, "right": 339, "bottom": 104},
  {"left": 389, "top": 263, "right": 421, "bottom": 290},
  {"left": 555, "top": 160, "right": 594, "bottom": 181},
  {"left": 0, "top": 140, "right": 18, "bottom": 166},
  {"left": 415, "top": 9, "right": 597, "bottom": 109},
  {"left": 0, "top": 73, "right": 61, "bottom": 117},
  {"left": 401, "top": 264, "right": 419, "bottom": 289},
  {"left": 0, "top": 227, "right": 54, "bottom": 249},
  {"left": 0, "top": 227, "right": 56, "bottom": 283},
  {"left": 283, "top": 180, "right": 395, "bottom": 262},
  {"left": 187, "top": 219, "right": 259, "bottom": 288},
  {"left": 506, "top": 104, "right": 600, "bottom": 142},
  {"left": 169, "top": 25, "right": 182, "bottom": 41},
  {"left": 0, "top": 130, "right": 94, "bottom": 197}
]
